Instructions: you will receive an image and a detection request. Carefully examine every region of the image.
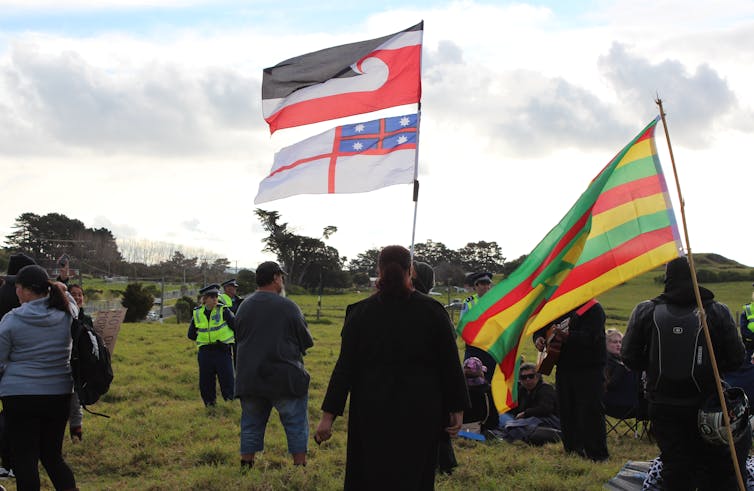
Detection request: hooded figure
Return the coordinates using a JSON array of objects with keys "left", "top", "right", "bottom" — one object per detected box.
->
[
  {"left": 0, "top": 253, "right": 36, "bottom": 319},
  {"left": 621, "top": 255, "right": 748, "bottom": 490},
  {"left": 412, "top": 261, "right": 435, "bottom": 295}
]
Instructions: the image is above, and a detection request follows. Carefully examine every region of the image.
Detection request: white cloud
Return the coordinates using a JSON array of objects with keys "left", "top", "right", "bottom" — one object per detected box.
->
[{"left": 0, "top": 0, "right": 753, "bottom": 267}]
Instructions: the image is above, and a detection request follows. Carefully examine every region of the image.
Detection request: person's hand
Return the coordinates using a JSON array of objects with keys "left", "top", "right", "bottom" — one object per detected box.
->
[
  {"left": 70, "top": 426, "right": 82, "bottom": 443},
  {"left": 58, "top": 257, "right": 70, "bottom": 281},
  {"left": 534, "top": 337, "right": 545, "bottom": 351},
  {"left": 315, "top": 412, "right": 335, "bottom": 444},
  {"left": 445, "top": 411, "right": 463, "bottom": 437},
  {"left": 553, "top": 326, "right": 570, "bottom": 343},
  {"left": 515, "top": 411, "right": 525, "bottom": 420}
]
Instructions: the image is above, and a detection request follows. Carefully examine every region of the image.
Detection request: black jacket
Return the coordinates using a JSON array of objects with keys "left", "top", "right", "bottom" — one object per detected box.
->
[
  {"left": 513, "top": 379, "right": 558, "bottom": 418},
  {"left": 533, "top": 302, "right": 607, "bottom": 371},
  {"left": 622, "top": 298, "right": 744, "bottom": 406}
]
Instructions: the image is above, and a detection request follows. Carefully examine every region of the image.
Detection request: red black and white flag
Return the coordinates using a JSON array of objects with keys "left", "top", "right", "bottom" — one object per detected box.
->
[{"left": 262, "top": 22, "right": 423, "bottom": 134}]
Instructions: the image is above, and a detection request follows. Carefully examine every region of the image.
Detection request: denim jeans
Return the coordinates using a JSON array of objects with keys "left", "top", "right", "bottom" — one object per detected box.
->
[{"left": 240, "top": 395, "right": 309, "bottom": 454}]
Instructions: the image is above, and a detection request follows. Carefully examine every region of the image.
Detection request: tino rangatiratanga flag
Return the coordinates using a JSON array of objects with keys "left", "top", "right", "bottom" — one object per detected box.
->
[{"left": 262, "top": 22, "right": 423, "bottom": 133}]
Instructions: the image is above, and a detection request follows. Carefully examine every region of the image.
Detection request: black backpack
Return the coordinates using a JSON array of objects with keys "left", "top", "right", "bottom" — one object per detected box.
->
[
  {"left": 70, "top": 316, "right": 114, "bottom": 417},
  {"left": 648, "top": 303, "right": 714, "bottom": 403}
]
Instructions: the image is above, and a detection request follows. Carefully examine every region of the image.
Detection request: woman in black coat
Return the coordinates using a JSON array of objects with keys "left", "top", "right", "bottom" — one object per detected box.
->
[{"left": 315, "top": 246, "right": 468, "bottom": 490}]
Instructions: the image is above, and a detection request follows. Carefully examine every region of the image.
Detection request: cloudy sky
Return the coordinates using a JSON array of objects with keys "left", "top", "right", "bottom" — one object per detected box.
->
[{"left": 1, "top": 0, "right": 752, "bottom": 269}]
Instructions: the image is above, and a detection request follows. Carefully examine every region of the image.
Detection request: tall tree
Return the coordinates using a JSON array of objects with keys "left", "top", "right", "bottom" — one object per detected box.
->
[
  {"left": 458, "top": 241, "right": 506, "bottom": 273},
  {"left": 412, "top": 240, "right": 460, "bottom": 267},
  {"left": 4, "top": 212, "right": 122, "bottom": 272},
  {"left": 348, "top": 248, "right": 380, "bottom": 276},
  {"left": 254, "top": 209, "right": 339, "bottom": 286}
]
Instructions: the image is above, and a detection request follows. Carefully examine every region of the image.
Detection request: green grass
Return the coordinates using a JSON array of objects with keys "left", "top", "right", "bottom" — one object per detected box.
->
[{"left": 10, "top": 271, "right": 754, "bottom": 490}]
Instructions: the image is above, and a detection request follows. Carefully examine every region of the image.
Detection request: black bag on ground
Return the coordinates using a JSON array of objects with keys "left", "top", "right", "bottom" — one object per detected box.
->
[{"left": 70, "top": 316, "right": 114, "bottom": 414}]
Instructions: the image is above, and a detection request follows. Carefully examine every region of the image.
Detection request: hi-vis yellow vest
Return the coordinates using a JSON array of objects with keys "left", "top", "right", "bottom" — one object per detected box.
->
[
  {"left": 459, "top": 293, "right": 479, "bottom": 321},
  {"left": 219, "top": 293, "right": 233, "bottom": 308},
  {"left": 745, "top": 304, "right": 754, "bottom": 333},
  {"left": 193, "top": 306, "right": 234, "bottom": 347}
]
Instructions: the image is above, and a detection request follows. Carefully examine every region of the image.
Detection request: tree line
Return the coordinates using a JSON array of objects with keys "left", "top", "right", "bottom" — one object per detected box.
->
[{"left": 2, "top": 211, "right": 525, "bottom": 292}]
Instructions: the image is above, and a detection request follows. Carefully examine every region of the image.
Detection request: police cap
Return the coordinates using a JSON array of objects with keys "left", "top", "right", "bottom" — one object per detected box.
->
[
  {"left": 199, "top": 283, "right": 221, "bottom": 296},
  {"left": 221, "top": 279, "right": 239, "bottom": 288},
  {"left": 472, "top": 271, "right": 493, "bottom": 285}
]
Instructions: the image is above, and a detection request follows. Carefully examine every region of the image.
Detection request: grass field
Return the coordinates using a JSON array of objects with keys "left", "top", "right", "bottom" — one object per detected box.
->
[{"left": 6, "top": 271, "right": 753, "bottom": 490}]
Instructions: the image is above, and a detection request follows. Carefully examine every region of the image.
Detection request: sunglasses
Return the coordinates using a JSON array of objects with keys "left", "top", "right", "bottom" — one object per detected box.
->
[{"left": 519, "top": 373, "right": 537, "bottom": 381}]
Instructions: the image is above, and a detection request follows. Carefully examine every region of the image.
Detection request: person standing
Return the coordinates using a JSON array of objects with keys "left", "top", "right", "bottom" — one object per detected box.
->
[
  {"left": 315, "top": 246, "right": 468, "bottom": 490},
  {"left": 219, "top": 279, "right": 243, "bottom": 314},
  {"left": 0, "top": 253, "right": 36, "bottom": 318},
  {"left": 741, "top": 283, "right": 754, "bottom": 356},
  {"left": 0, "top": 265, "right": 78, "bottom": 491},
  {"left": 234, "top": 261, "right": 313, "bottom": 468},
  {"left": 533, "top": 300, "right": 609, "bottom": 461},
  {"left": 412, "top": 260, "right": 458, "bottom": 475},
  {"left": 187, "top": 284, "right": 235, "bottom": 407},
  {"left": 622, "top": 256, "right": 748, "bottom": 490},
  {"left": 0, "top": 252, "right": 36, "bottom": 479},
  {"left": 460, "top": 271, "right": 497, "bottom": 382}
]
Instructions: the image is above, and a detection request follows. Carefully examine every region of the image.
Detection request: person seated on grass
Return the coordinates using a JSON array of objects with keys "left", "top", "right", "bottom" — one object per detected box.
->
[
  {"left": 461, "top": 357, "right": 498, "bottom": 434},
  {"left": 496, "top": 363, "right": 560, "bottom": 445},
  {"left": 603, "top": 328, "right": 642, "bottom": 419}
]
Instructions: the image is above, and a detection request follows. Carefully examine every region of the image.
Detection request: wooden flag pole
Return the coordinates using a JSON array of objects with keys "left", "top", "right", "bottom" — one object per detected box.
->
[{"left": 656, "top": 97, "right": 745, "bottom": 491}]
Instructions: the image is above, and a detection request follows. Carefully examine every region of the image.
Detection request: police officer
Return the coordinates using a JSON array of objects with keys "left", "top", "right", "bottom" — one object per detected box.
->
[
  {"left": 187, "top": 284, "right": 235, "bottom": 407},
  {"left": 740, "top": 283, "right": 754, "bottom": 357},
  {"left": 460, "top": 271, "right": 496, "bottom": 383},
  {"left": 220, "top": 279, "right": 243, "bottom": 314}
]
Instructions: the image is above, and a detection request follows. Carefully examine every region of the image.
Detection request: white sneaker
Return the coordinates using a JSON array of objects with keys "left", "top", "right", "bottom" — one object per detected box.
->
[{"left": 0, "top": 467, "right": 12, "bottom": 479}]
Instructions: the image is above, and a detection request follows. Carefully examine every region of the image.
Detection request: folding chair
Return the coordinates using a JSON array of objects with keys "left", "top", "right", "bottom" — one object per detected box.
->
[
  {"left": 605, "top": 405, "right": 647, "bottom": 438},
  {"left": 604, "top": 370, "right": 648, "bottom": 438}
]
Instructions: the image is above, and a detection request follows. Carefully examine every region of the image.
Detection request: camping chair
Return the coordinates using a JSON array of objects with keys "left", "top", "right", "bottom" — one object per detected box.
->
[
  {"left": 604, "top": 371, "right": 649, "bottom": 438},
  {"left": 605, "top": 404, "right": 648, "bottom": 438}
]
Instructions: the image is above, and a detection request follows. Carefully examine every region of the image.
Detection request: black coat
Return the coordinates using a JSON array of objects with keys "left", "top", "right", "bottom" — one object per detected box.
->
[
  {"left": 321, "top": 291, "right": 468, "bottom": 491},
  {"left": 533, "top": 302, "right": 607, "bottom": 371}
]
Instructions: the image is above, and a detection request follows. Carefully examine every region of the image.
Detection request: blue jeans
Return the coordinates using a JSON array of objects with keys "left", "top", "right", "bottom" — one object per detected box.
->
[{"left": 240, "top": 395, "right": 308, "bottom": 455}]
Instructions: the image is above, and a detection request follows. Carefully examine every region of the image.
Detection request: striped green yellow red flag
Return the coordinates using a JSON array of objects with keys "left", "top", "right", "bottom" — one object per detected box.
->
[{"left": 457, "top": 117, "right": 682, "bottom": 413}]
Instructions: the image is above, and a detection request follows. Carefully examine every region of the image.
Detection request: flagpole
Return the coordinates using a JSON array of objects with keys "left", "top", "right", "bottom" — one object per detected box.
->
[
  {"left": 409, "top": 23, "right": 425, "bottom": 266},
  {"left": 656, "top": 97, "right": 745, "bottom": 491},
  {"left": 409, "top": 106, "right": 421, "bottom": 264}
]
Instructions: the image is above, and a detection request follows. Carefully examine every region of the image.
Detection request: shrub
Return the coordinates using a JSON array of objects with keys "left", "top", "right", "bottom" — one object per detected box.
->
[
  {"left": 121, "top": 283, "right": 155, "bottom": 322},
  {"left": 174, "top": 296, "right": 197, "bottom": 324}
]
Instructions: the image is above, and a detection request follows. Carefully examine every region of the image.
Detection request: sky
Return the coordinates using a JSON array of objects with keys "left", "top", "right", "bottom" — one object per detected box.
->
[{"left": 0, "top": 0, "right": 752, "bottom": 270}]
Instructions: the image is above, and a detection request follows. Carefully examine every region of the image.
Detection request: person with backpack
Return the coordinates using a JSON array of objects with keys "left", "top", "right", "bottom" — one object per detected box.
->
[
  {"left": 622, "top": 256, "right": 748, "bottom": 490},
  {"left": 0, "top": 264, "right": 78, "bottom": 491}
]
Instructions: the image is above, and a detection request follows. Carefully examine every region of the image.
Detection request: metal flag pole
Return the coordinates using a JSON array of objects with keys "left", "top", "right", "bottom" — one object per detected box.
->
[
  {"left": 408, "top": 106, "right": 423, "bottom": 266},
  {"left": 656, "top": 96, "right": 745, "bottom": 491}
]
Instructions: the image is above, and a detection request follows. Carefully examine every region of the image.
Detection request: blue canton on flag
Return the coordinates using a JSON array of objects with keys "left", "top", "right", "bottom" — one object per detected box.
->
[{"left": 338, "top": 114, "right": 417, "bottom": 154}]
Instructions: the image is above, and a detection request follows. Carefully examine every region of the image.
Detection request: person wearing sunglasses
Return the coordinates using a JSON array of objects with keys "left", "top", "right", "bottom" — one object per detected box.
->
[{"left": 497, "top": 363, "right": 560, "bottom": 445}]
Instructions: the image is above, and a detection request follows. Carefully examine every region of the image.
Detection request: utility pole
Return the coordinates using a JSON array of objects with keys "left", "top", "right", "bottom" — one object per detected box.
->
[{"left": 160, "top": 275, "right": 165, "bottom": 322}]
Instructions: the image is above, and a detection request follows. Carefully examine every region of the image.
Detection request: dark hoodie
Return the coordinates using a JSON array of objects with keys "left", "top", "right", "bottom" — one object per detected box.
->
[
  {"left": 0, "top": 253, "right": 36, "bottom": 319},
  {"left": 412, "top": 261, "right": 435, "bottom": 295}
]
